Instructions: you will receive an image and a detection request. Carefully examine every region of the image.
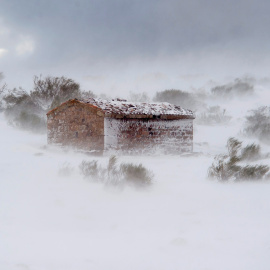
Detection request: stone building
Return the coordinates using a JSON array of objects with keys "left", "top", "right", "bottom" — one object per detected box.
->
[{"left": 46, "top": 98, "right": 195, "bottom": 154}]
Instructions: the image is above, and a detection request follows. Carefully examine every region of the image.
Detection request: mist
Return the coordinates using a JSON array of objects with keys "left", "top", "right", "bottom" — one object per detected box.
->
[
  {"left": 1, "top": 0, "right": 270, "bottom": 268},
  {"left": 1, "top": 0, "right": 270, "bottom": 95},
  {"left": 1, "top": 77, "right": 270, "bottom": 269}
]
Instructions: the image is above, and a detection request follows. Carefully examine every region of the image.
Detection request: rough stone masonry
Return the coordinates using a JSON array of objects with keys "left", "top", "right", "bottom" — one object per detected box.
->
[{"left": 47, "top": 98, "right": 195, "bottom": 154}]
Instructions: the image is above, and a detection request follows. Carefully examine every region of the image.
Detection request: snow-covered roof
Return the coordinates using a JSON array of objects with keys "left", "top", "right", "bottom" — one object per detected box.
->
[{"left": 80, "top": 98, "right": 195, "bottom": 119}]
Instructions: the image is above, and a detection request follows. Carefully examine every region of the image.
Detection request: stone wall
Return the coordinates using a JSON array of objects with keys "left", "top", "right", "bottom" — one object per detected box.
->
[
  {"left": 47, "top": 100, "right": 104, "bottom": 150},
  {"left": 47, "top": 100, "right": 194, "bottom": 154},
  {"left": 104, "top": 118, "right": 193, "bottom": 154}
]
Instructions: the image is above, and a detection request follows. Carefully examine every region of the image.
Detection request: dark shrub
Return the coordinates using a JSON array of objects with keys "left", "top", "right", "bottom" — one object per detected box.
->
[
  {"left": 79, "top": 160, "right": 101, "bottom": 181},
  {"left": 153, "top": 89, "right": 200, "bottom": 110},
  {"left": 120, "top": 163, "right": 153, "bottom": 186},
  {"left": 208, "top": 137, "right": 270, "bottom": 181},
  {"left": 240, "top": 143, "right": 261, "bottom": 161},
  {"left": 3, "top": 87, "right": 46, "bottom": 132},
  {"left": 243, "top": 106, "right": 270, "bottom": 144},
  {"left": 31, "top": 75, "right": 81, "bottom": 111},
  {"left": 79, "top": 156, "right": 153, "bottom": 186},
  {"left": 2, "top": 75, "right": 96, "bottom": 133},
  {"left": 211, "top": 78, "right": 254, "bottom": 98}
]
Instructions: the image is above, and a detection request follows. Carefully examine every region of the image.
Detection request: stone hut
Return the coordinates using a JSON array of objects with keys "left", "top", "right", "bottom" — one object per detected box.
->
[{"left": 46, "top": 98, "right": 195, "bottom": 154}]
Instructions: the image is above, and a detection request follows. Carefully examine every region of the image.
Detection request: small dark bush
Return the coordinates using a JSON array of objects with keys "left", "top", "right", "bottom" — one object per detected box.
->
[
  {"left": 2, "top": 75, "right": 96, "bottom": 133},
  {"left": 80, "top": 160, "right": 101, "bottom": 181},
  {"left": 153, "top": 89, "right": 200, "bottom": 110},
  {"left": 80, "top": 90, "right": 96, "bottom": 100},
  {"left": 240, "top": 143, "right": 261, "bottom": 161},
  {"left": 243, "top": 106, "right": 270, "bottom": 144},
  {"left": 208, "top": 137, "right": 270, "bottom": 181},
  {"left": 120, "top": 163, "right": 153, "bottom": 186},
  {"left": 3, "top": 87, "right": 46, "bottom": 132},
  {"left": 211, "top": 78, "right": 254, "bottom": 99},
  {"left": 237, "top": 165, "right": 269, "bottom": 181},
  {"left": 12, "top": 111, "right": 46, "bottom": 132},
  {"left": 31, "top": 75, "right": 81, "bottom": 111},
  {"left": 79, "top": 156, "right": 153, "bottom": 186}
]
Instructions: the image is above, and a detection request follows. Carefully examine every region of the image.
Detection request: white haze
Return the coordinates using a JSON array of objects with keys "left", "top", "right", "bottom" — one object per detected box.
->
[{"left": 1, "top": 80, "right": 270, "bottom": 270}]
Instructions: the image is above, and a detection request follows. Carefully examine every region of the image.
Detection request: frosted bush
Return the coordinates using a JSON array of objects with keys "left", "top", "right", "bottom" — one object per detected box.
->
[
  {"left": 153, "top": 89, "right": 201, "bottom": 110},
  {"left": 79, "top": 156, "right": 153, "bottom": 186},
  {"left": 243, "top": 106, "right": 270, "bottom": 144},
  {"left": 211, "top": 78, "right": 254, "bottom": 99},
  {"left": 208, "top": 137, "right": 270, "bottom": 181}
]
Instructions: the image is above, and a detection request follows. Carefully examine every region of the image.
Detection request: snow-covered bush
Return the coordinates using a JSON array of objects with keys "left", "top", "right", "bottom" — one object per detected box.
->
[
  {"left": 2, "top": 75, "right": 96, "bottom": 133},
  {"left": 211, "top": 78, "right": 254, "bottom": 99},
  {"left": 208, "top": 137, "right": 270, "bottom": 181},
  {"left": 243, "top": 106, "right": 270, "bottom": 144},
  {"left": 31, "top": 75, "right": 81, "bottom": 111},
  {"left": 80, "top": 156, "right": 153, "bottom": 186},
  {"left": 153, "top": 89, "right": 201, "bottom": 110},
  {"left": 3, "top": 87, "right": 46, "bottom": 132}
]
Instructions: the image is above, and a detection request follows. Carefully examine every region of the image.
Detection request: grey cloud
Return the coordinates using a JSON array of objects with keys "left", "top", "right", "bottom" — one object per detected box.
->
[
  {"left": 2, "top": 0, "right": 270, "bottom": 64},
  {"left": 1, "top": 0, "right": 270, "bottom": 93}
]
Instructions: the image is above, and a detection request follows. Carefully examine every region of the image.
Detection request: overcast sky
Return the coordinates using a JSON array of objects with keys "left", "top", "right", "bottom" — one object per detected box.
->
[{"left": 0, "top": 0, "right": 270, "bottom": 96}]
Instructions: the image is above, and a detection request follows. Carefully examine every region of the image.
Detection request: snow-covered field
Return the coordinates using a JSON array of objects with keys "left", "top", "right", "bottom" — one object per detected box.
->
[{"left": 1, "top": 87, "right": 270, "bottom": 270}]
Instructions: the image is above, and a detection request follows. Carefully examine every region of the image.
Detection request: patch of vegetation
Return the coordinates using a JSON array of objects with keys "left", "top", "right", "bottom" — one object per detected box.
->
[
  {"left": 153, "top": 89, "right": 201, "bottom": 110},
  {"left": 31, "top": 75, "right": 96, "bottom": 111},
  {"left": 196, "top": 106, "right": 231, "bottom": 125},
  {"left": 211, "top": 78, "right": 254, "bottom": 99},
  {"left": 3, "top": 87, "right": 46, "bottom": 132},
  {"left": 79, "top": 156, "right": 153, "bottom": 187},
  {"left": 1, "top": 74, "right": 96, "bottom": 133},
  {"left": 208, "top": 137, "right": 270, "bottom": 181},
  {"left": 240, "top": 143, "right": 261, "bottom": 161},
  {"left": 243, "top": 106, "right": 270, "bottom": 144},
  {"left": 31, "top": 75, "right": 81, "bottom": 111}
]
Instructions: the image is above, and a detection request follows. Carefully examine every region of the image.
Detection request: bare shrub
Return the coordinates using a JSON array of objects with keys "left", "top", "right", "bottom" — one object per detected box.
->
[
  {"left": 3, "top": 87, "right": 46, "bottom": 132},
  {"left": 31, "top": 75, "right": 81, "bottom": 111},
  {"left": 80, "top": 90, "right": 96, "bottom": 100},
  {"left": 227, "top": 137, "right": 242, "bottom": 158},
  {"left": 79, "top": 156, "right": 153, "bottom": 186},
  {"left": 79, "top": 160, "right": 102, "bottom": 181},
  {"left": 10, "top": 111, "right": 46, "bottom": 132},
  {"left": 211, "top": 78, "right": 254, "bottom": 99},
  {"left": 153, "top": 89, "right": 201, "bottom": 110},
  {"left": 240, "top": 143, "right": 261, "bottom": 161},
  {"left": 196, "top": 106, "right": 231, "bottom": 125},
  {"left": 208, "top": 137, "right": 270, "bottom": 181},
  {"left": 237, "top": 165, "right": 269, "bottom": 181},
  {"left": 243, "top": 106, "right": 270, "bottom": 144},
  {"left": 2, "top": 75, "right": 96, "bottom": 133},
  {"left": 120, "top": 163, "right": 153, "bottom": 186}
]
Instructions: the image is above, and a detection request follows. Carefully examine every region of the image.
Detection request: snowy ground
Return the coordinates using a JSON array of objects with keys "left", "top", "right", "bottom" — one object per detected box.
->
[{"left": 1, "top": 96, "right": 270, "bottom": 270}]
